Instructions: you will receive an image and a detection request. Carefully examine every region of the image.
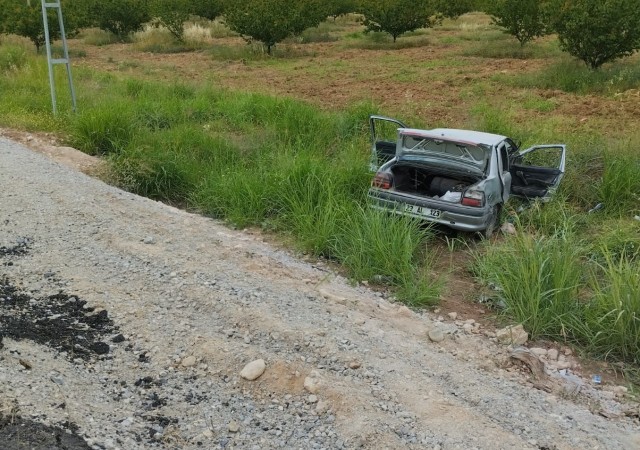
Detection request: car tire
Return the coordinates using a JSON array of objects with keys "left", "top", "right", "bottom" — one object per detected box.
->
[{"left": 482, "top": 205, "right": 501, "bottom": 239}]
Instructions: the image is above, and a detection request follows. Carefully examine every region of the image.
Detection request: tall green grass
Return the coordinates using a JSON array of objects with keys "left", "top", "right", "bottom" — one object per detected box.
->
[
  {"left": 0, "top": 45, "right": 28, "bottom": 73},
  {"left": 581, "top": 253, "right": 640, "bottom": 363},
  {"left": 476, "top": 224, "right": 640, "bottom": 363},
  {"left": 598, "top": 151, "right": 640, "bottom": 216},
  {"left": 475, "top": 230, "right": 584, "bottom": 339},
  {"left": 334, "top": 207, "right": 440, "bottom": 305}
]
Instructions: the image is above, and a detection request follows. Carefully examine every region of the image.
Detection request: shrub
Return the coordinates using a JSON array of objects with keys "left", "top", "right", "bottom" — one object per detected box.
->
[
  {"left": 547, "top": 0, "right": 640, "bottom": 69},
  {"left": 0, "top": 0, "right": 80, "bottom": 52},
  {"left": 488, "top": 0, "right": 549, "bottom": 46},
  {"left": 433, "top": 0, "right": 474, "bottom": 19},
  {"left": 191, "top": 0, "right": 225, "bottom": 20},
  {"left": 90, "top": 0, "right": 151, "bottom": 40},
  {"left": 150, "top": 0, "right": 191, "bottom": 41},
  {"left": 224, "top": 0, "right": 327, "bottom": 54},
  {"left": 325, "top": 0, "right": 357, "bottom": 20},
  {"left": 358, "top": 0, "right": 437, "bottom": 43}
]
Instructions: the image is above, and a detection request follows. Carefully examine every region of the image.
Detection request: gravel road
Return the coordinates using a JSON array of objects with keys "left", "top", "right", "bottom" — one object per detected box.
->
[{"left": 1, "top": 136, "right": 639, "bottom": 449}]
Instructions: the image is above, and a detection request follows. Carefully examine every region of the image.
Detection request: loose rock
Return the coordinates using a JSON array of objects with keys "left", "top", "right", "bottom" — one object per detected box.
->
[
  {"left": 304, "top": 370, "right": 323, "bottom": 394},
  {"left": 240, "top": 359, "right": 266, "bottom": 381},
  {"left": 181, "top": 356, "right": 197, "bottom": 367},
  {"left": 547, "top": 349, "right": 559, "bottom": 361},
  {"left": 496, "top": 324, "right": 528, "bottom": 346},
  {"left": 348, "top": 360, "right": 362, "bottom": 370},
  {"left": 428, "top": 328, "right": 445, "bottom": 343},
  {"left": 228, "top": 421, "right": 240, "bottom": 433}
]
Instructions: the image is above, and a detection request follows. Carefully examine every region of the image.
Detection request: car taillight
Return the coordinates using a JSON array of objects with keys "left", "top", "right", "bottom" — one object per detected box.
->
[
  {"left": 373, "top": 172, "right": 393, "bottom": 189},
  {"left": 461, "top": 190, "right": 484, "bottom": 207}
]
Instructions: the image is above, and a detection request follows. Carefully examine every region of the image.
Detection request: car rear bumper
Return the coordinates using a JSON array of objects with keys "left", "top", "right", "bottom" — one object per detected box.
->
[{"left": 368, "top": 189, "right": 493, "bottom": 232}]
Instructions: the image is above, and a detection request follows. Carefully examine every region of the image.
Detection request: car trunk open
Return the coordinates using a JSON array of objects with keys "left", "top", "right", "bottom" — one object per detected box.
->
[{"left": 389, "top": 163, "right": 481, "bottom": 202}]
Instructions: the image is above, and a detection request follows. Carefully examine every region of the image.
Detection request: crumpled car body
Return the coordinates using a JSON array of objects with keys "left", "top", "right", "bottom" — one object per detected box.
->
[{"left": 367, "top": 115, "right": 566, "bottom": 236}]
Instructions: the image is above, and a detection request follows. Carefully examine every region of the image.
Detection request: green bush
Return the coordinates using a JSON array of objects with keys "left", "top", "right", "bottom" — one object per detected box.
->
[
  {"left": 488, "top": 0, "right": 549, "bottom": 46},
  {"left": 90, "top": 0, "right": 151, "bottom": 40},
  {"left": 191, "top": 0, "right": 225, "bottom": 20},
  {"left": 150, "top": 0, "right": 191, "bottom": 41},
  {"left": 358, "top": 0, "right": 437, "bottom": 43},
  {"left": 433, "top": 0, "right": 474, "bottom": 19},
  {"left": 0, "top": 0, "right": 79, "bottom": 52},
  {"left": 547, "top": 0, "right": 640, "bottom": 69},
  {"left": 224, "top": 0, "right": 327, "bottom": 54}
]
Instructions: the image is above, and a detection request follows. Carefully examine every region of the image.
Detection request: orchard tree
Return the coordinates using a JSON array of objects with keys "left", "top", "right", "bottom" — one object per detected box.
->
[
  {"left": 548, "top": 0, "right": 640, "bottom": 69},
  {"left": 192, "top": 0, "right": 225, "bottom": 20},
  {"left": 151, "top": 0, "right": 191, "bottom": 40},
  {"left": 432, "top": 0, "right": 474, "bottom": 20},
  {"left": 90, "top": 0, "right": 151, "bottom": 40},
  {"left": 489, "top": 0, "right": 549, "bottom": 46},
  {"left": 0, "top": 0, "right": 82, "bottom": 52},
  {"left": 358, "top": 0, "right": 437, "bottom": 43},
  {"left": 224, "top": 0, "right": 327, "bottom": 54},
  {"left": 326, "top": 0, "right": 357, "bottom": 20}
]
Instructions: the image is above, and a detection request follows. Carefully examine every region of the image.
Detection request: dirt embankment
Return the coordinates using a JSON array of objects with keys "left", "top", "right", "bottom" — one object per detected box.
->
[{"left": 1, "top": 137, "right": 639, "bottom": 449}]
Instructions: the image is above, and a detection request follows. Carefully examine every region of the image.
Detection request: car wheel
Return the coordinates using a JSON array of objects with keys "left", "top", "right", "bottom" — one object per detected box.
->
[{"left": 482, "top": 205, "right": 501, "bottom": 239}]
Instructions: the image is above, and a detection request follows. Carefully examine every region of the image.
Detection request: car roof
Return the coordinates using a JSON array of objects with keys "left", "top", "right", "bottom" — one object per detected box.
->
[{"left": 400, "top": 128, "right": 507, "bottom": 147}]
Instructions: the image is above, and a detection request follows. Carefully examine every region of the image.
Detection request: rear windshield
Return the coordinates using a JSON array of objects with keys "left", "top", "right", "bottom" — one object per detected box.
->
[{"left": 402, "top": 135, "right": 487, "bottom": 166}]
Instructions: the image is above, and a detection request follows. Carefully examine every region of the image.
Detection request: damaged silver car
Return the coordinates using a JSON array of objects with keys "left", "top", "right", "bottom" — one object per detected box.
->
[{"left": 368, "top": 115, "right": 566, "bottom": 237}]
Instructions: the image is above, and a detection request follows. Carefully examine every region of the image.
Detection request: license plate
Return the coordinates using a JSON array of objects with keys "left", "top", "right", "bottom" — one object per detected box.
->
[{"left": 403, "top": 204, "right": 441, "bottom": 218}]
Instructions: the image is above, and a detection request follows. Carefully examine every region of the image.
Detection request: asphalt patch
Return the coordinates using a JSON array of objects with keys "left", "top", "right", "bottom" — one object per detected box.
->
[
  {"left": 0, "top": 413, "right": 90, "bottom": 450},
  {"left": 0, "top": 238, "right": 30, "bottom": 257},
  {"left": 0, "top": 277, "right": 119, "bottom": 361}
]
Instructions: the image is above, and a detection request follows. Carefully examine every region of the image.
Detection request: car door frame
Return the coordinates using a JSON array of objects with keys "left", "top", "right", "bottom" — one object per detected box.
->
[
  {"left": 510, "top": 144, "right": 566, "bottom": 200},
  {"left": 369, "top": 115, "right": 407, "bottom": 171},
  {"left": 496, "top": 140, "right": 514, "bottom": 203}
]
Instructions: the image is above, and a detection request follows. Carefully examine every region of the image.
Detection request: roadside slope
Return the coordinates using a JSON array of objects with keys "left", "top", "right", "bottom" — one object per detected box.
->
[{"left": 1, "top": 137, "right": 638, "bottom": 449}]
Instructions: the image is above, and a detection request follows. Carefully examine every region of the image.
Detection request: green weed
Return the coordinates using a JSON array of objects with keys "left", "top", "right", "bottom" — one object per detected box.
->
[
  {"left": 71, "top": 103, "right": 136, "bottom": 155},
  {"left": 475, "top": 230, "right": 584, "bottom": 340},
  {"left": 582, "top": 253, "right": 640, "bottom": 363},
  {"left": 587, "top": 219, "right": 640, "bottom": 264},
  {"left": 334, "top": 206, "right": 440, "bottom": 305},
  {"left": 0, "top": 45, "right": 28, "bottom": 73},
  {"left": 511, "top": 196, "right": 583, "bottom": 237},
  {"left": 346, "top": 33, "right": 431, "bottom": 50},
  {"left": 597, "top": 150, "right": 640, "bottom": 216},
  {"left": 511, "top": 58, "right": 640, "bottom": 95},
  {"left": 81, "top": 28, "right": 120, "bottom": 46}
]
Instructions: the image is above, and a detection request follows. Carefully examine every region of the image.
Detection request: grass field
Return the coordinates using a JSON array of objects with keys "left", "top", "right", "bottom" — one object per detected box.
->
[{"left": 1, "top": 13, "right": 639, "bottom": 370}]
